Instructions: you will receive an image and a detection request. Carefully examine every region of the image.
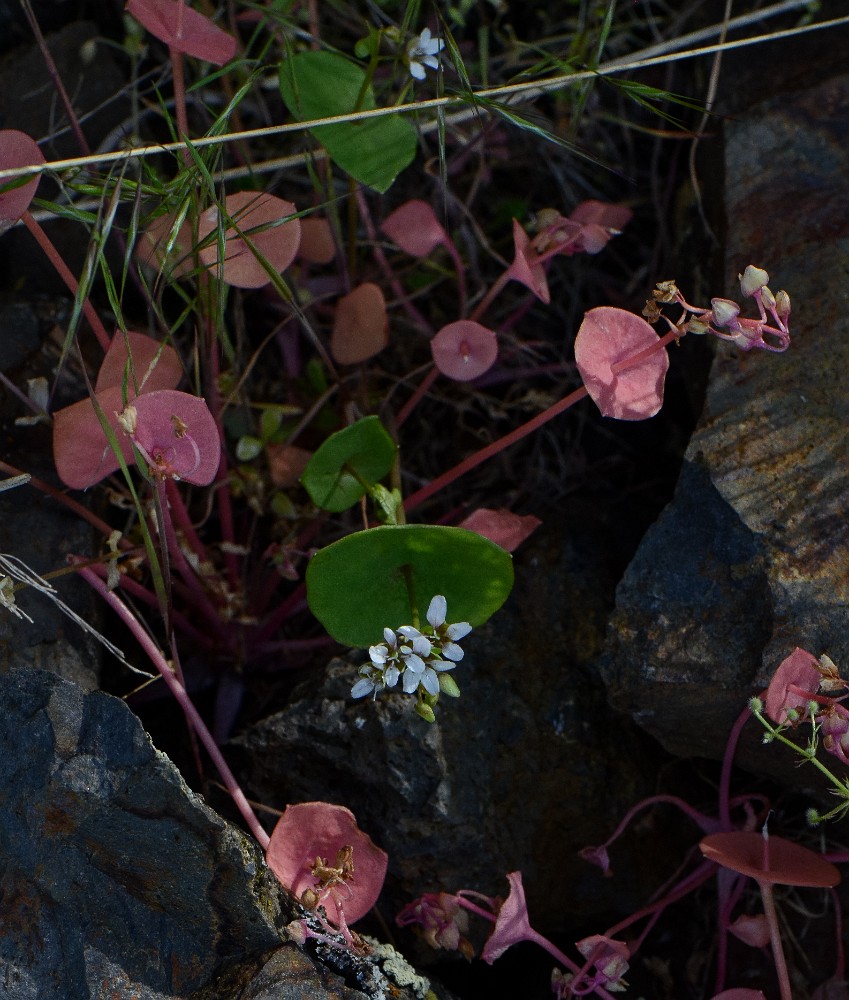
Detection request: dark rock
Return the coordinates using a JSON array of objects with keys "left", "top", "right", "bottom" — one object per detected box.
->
[
  {"left": 0, "top": 668, "right": 457, "bottom": 1000},
  {"left": 0, "top": 301, "right": 40, "bottom": 371},
  {"left": 600, "top": 71, "right": 849, "bottom": 780},
  {"left": 233, "top": 520, "right": 679, "bottom": 941},
  {"left": 0, "top": 668, "right": 291, "bottom": 998}
]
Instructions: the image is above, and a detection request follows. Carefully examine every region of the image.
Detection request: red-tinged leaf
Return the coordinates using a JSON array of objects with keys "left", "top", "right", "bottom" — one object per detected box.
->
[
  {"left": 298, "top": 217, "right": 336, "bottom": 264},
  {"left": 136, "top": 210, "right": 195, "bottom": 278},
  {"left": 126, "top": 0, "right": 237, "bottom": 64},
  {"left": 0, "top": 130, "right": 44, "bottom": 234},
  {"left": 431, "top": 320, "right": 497, "bottom": 381},
  {"left": 95, "top": 330, "right": 183, "bottom": 395},
  {"left": 481, "top": 872, "right": 534, "bottom": 964},
  {"left": 330, "top": 282, "right": 388, "bottom": 364},
  {"left": 728, "top": 913, "right": 770, "bottom": 948},
  {"left": 129, "top": 390, "right": 220, "bottom": 485},
  {"left": 765, "top": 647, "right": 821, "bottom": 724},
  {"left": 710, "top": 992, "right": 767, "bottom": 1000},
  {"left": 574, "top": 306, "right": 668, "bottom": 421},
  {"left": 197, "top": 191, "right": 301, "bottom": 288},
  {"left": 459, "top": 508, "right": 541, "bottom": 552},
  {"left": 53, "top": 385, "right": 135, "bottom": 490},
  {"left": 574, "top": 223, "right": 611, "bottom": 254},
  {"left": 569, "top": 200, "right": 633, "bottom": 232},
  {"left": 508, "top": 219, "right": 549, "bottom": 304},
  {"left": 266, "top": 802, "right": 388, "bottom": 926},
  {"left": 381, "top": 199, "right": 447, "bottom": 258},
  {"left": 267, "top": 442, "right": 312, "bottom": 488}
]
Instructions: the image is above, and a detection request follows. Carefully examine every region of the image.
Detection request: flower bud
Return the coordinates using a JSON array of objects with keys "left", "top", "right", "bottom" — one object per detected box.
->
[
  {"left": 686, "top": 317, "right": 710, "bottom": 335},
  {"left": 652, "top": 279, "right": 678, "bottom": 303},
  {"left": 117, "top": 404, "right": 138, "bottom": 436},
  {"left": 710, "top": 298, "right": 740, "bottom": 328},
  {"left": 760, "top": 285, "right": 776, "bottom": 310},
  {"left": 739, "top": 265, "right": 769, "bottom": 297},
  {"left": 775, "top": 289, "right": 791, "bottom": 319}
]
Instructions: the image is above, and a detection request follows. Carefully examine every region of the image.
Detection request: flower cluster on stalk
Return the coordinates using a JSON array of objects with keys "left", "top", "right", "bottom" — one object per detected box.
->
[
  {"left": 643, "top": 264, "right": 791, "bottom": 353},
  {"left": 351, "top": 595, "right": 470, "bottom": 718}
]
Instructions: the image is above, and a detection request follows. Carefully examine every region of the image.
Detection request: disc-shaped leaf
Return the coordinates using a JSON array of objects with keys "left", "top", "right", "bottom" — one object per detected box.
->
[
  {"left": 301, "top": 416, "right": 396, "bottom": 512},
  {"left": 130, "top": 390, "right": 221, "bottom": 485},
  {"left": 279, "top": 51, "right": 416, "bottom": 194},
  {"left": 306, "top": 523, "right": 514, "bottom": 647},
  {"left": 95, "top": 330, "right": 183, "bottom": 395},
  {"left": 330, "top": 282, "right": 388, "bottom": 365},
  {"left": 431, "top": 320, "right": 497, "bottom": 381},
  {"left": 0, "top": 130, "right": 44, "bottom": 235},
  {"left": 197, "top": 191, "right": 301, "bottom": 289},
  {"left": 126, "top": 0, "right": 237, "bottom": 64},
  {"left": 381, "top": 199, "right": 446, "bottom": 257},
  {"left": 574, "top": 306, "right": 669, "bottom": 421}
]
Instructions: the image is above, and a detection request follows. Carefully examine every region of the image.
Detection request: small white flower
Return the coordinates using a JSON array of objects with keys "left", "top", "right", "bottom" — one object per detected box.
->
[
  {"left": 407, "top": 27, "right": 444, "bottom": 81},
  {"left": 369, "top": 643, "right": 389, "bottom": 665}
]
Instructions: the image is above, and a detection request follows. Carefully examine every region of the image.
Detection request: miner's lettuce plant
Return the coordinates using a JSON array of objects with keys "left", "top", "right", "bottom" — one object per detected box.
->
[{"left": 0, "top": 0, "right": 824, "bottom": 986}]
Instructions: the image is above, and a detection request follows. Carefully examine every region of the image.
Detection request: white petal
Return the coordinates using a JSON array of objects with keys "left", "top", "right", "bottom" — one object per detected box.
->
[
  {"left": 409, "top": 60, "right": 426, "bottom": 81},
  {"left": 442, "top": 642, "right": 465, "bottom": 661},
  {"left": 385, "top": 664, "right": 400, "bottom": 688},
  {"left": 398, "top": 625, "right": 423, "bottom": 640},
  {"left": 422, "top": 55, "right": 440, "bottom": 70},
  {"left": 402, "top": 669, "right": 420, "bottom": 694},
  {"left": 447, "top": 622, "right": 472, "bottom": 640},
  {"left": 419, "top": 27, "right": 432, "bottom": 45},
  {"left": 351, "top": 678, "right": 374, "bottom": 699},
  {"left": 369, "top": 644, "right": 388, "bottom": 665},
  {"left": 427, "top": 595, "right": 447, "bottom": 628},
  {"left": 421, "top": 667, "right": 440, "bottom": 697},
  {"left": 430, "top": 659, "right": 455, "bottom": 672},
  {"left": 384, "top": 627, "right": 397, "bottom": 646},
  {"left": 411, "top": 635, "right": 432, "bottom": 657},
  {"left": 404, "top": 653, "right": 425, "bottom": 674}
]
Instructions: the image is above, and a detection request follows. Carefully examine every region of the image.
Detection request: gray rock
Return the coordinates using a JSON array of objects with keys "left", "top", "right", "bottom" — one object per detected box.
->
[
  {"left": 601, "top": 72, "right": 849, "bottom": 777},
  {"left": 0, "top": 668, "right": 290, "bottom": 998},
  {"left": 0, "top": 668, "right": 456, "bottom": 1000}
]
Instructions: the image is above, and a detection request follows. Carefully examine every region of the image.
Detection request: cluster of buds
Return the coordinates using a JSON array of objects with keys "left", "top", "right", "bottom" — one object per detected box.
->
[
  {"left": 643, "top": 265, "right": 791, "bottom": 353},
  {"left": 351, "top": 595, "right": 471, "bottom": 722}
]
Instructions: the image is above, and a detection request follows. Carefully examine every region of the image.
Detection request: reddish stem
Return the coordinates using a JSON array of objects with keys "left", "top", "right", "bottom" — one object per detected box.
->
[
  {"left": 758, "top": 879, "right": 792, "bottom": 1000},
  {"left": 21, "top": 211, "right": 110, "bottom": 352},
  {"left": 405, "top": 385, "right": 588, "bottom": 513},
  {"left": 396, "top": 365, "right": 439, "bottom": 429},
  {"left": 76, "top": 564, "right": 269, "bottom": 850},
  {"left": 610, "top": 327, "right": 680, "bottom": 375}
]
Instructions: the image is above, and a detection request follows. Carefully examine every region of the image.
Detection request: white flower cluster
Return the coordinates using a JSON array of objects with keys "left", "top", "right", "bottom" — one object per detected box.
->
[{"left": 352, "top": 595, "right": 471, "bottom": 701}]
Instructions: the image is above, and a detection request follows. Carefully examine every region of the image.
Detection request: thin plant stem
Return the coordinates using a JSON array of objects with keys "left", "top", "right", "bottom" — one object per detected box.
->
[
  {"left": 404, "top": 385, "right": 588, "bottom": 512},
  {"left": 21, "top": 211, "right": 111, "bottom": 351},
  {"left": 611, "top": 327, "right": 681, "bottom": 374},
  {"left": 76, "top": 564, "right": 270, "bottom": 850},
  {"left": 396, "top": 365, "right": 439, "bottom": 429},
  {"left": 758, "top": 880, "right": 792, "bottom": 1000}
]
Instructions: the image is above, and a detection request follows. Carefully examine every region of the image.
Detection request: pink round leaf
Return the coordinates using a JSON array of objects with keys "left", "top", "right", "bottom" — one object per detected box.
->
[
  {"left": 53, "top": 386, "right": 137, "bottom": 490},
  {"left": 508, "top": 219, "right": 550, "bottom": 304},
  {"left": 481, "top": 871, "right": 534, "bottom": 964},
  {"left": 381, "top": 200, "right": 447, "bottom": 258},
  {"left": 297, "top": 217, "right": 336, "bottom": 265},
  {"left": 266, "top": 802, "right": 388, "bottom": 927},
  {"left": 197, "top": 191, "right": 301, "bottom": 288},
  {"left": 330, "top": 282, "right": 388, "bottom": 365},
  {"left": 126, "top": 0, "right": 237, "bottom": 65},
  {"left": 574, "top": 306, "right": 669, "bottom": 421},
  {"left": 0, "top": 130, "right": 44, "bottom": 234},
  {"left": 459, "top": 508, "right": 541, "bottom": 552},
  {"left": 128, "top": 390, "right": 220, "bottom": 485},
  {"left": 728, "top": 913, "right": 770, "bottom": 948},
  {"left": 96, "top": 330, "right": 183, "bottom": 395},
  {"left": 136, "top": 210, "right": 196, "bottom": 279},
  {"left": 765, "top": 647, "right": 821, "bottom": 724},
  {"left": 431, "top": 320, "right": 497, "bottom": 381}
]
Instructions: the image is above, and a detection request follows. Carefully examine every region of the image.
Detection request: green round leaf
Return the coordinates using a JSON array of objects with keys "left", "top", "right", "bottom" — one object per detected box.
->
[
  {"left": 301, "top": 416, "right": 396, "bottom": 512},
  {"left": 279, "top": 50, "right": 417, "bottom": 193},
  {"left": 306, "top": 524, "right": 514, "bottom": 647}
]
